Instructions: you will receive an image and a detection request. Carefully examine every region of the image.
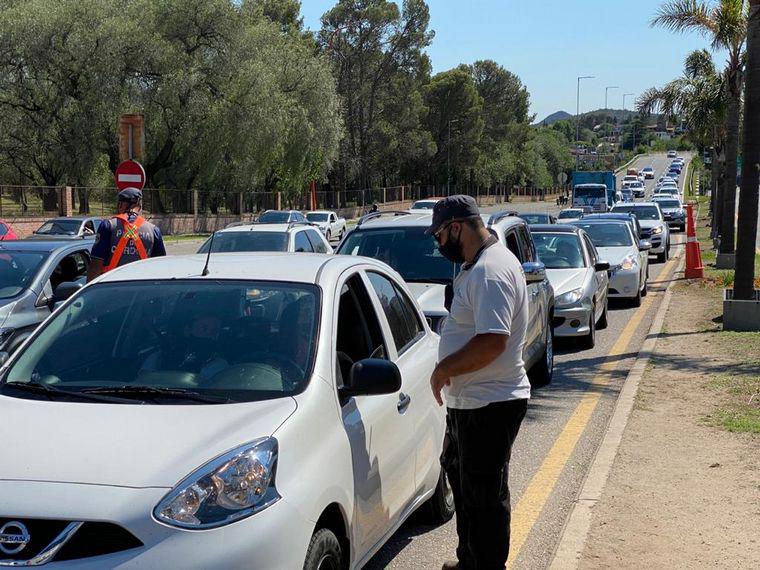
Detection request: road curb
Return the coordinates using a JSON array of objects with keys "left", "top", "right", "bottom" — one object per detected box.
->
[{"left": 549, "top": 253, "right": 685, "bottom": 569}]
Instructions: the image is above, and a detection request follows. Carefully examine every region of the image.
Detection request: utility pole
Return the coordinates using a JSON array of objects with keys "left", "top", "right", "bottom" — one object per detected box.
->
[
  {"left": 604, "top": 86, "right": 619, "bottom": 154},
  {"left": 576, "top": 75, "right": 594, "bottom": 167},
  {"left": 447, "top": 118, "right": 460, "bottom": 195},
  {"left": 623, "top": 93, "right": 635, "bottom": 151},
  {"left": 623, "top": 92, "right": 634, "bottom": 110}
]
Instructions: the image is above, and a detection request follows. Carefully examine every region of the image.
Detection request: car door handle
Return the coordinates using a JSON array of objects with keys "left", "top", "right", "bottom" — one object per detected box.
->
[
  {"left": 531, "top": 290, "right": 539, "bottom": 297},
  {"left": 397, "top": 392, "right": 411, "bottom": 413}
]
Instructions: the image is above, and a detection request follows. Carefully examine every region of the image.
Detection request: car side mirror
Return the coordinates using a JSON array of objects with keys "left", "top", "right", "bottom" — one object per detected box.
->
[
  {"left": 523, "top": 261, "right": 546, "bottom": 284},
  {"left": 53, "top": 281, "right": 84, "bottom": 303},
  {"left": 639, "top": 240, "right": 652, "bottom": 251},
  {"left": 595, "top": 261, "right": 611, "bottom": 272},
  {"left": 0, "top": 351, "right": 9, "bottom": 367},
  {"left": 340, "top": 359, "right": 402, "bottom": 398}
]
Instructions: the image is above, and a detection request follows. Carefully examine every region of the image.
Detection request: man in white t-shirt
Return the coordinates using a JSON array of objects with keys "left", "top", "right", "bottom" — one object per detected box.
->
[{"left": 427, "top": 195, "right": 530, "bottom": 570}]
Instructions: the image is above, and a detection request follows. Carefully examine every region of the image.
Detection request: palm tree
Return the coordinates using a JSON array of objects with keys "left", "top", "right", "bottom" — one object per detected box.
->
[
  {"left": 735, "top": 0, "right": 760, "bottom": 299},
  {"left": 637, "top": 49, "right": 726, "bottom": 228},
  {"left": 652, "top": 0, "right": 747, "bottom": 259}
]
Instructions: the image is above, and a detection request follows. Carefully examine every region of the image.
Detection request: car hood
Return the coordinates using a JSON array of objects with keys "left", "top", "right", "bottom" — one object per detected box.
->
[
  {"left": 406, "top": 282, "right": 447, "bottom": 316},
  {"left": 0, "top": 395, "right": 297, "bottom": 488},
  {"left": 545, "top": 268, "right": 587, "bottom": 296},
  {"left": 638, "top": 219, "right": 665, "bottom": 230},
  {"left": 595, "top": 246, "right": 637, "bottom": 265}
]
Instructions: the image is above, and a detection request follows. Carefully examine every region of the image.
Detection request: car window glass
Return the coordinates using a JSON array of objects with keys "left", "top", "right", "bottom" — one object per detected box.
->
[
  {"left": 0, "top": 223, "right": 8, "bottom": 236},
  {"left": 505, "top": 231, "right": 522, "bottom": 262},
  {"left": 367, "top": 272, "right": 423, "bottom": 354},
  {"left": 336, "top": 275, "right": 388, "bottom": 389},
  {"left": 198, "top": 232, "right": 289, "bottom": 253},
  {"left": 584, "top": 236, "right": 598, "bottom": 265},
  {"left": 294, "top": 231, "right": 313, "bottom": 253},
  {"left": 305, "top": 229, "right": 329, "bottom": 254},
  {"left": 517, "top": 226, "right": 536, "bottom": 262}
]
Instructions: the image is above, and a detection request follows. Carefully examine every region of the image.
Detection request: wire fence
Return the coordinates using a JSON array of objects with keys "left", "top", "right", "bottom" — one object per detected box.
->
[{"left": 0, "top": 186, "right": 60, "bottom": 217}]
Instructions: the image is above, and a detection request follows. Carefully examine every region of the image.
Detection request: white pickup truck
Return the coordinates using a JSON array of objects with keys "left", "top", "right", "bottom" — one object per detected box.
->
[{"left": 305, "top": 210, "right": 346, "bottom": 241}]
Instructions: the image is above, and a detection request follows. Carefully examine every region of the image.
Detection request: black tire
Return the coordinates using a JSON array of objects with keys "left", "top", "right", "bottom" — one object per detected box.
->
[
  {"left": 326, "top": 230, "right": 331, "bottom": 242},
  {"left": 422, "top": 467, "right": 455, "bottom": 524},
  {"left": 679, "top": 224, "right": 686, "bottom": 233},
  {"left": 641, "top": 276, "right": 648, "bottom": 297},
  {"left": 303, "top": 528, "right": 343, "bottom": 570},
  {"left": 656, "top": 248, "right": 668, "bottom": 263},
  {"left": 597, "top": 299, "right": 609, "bottom": 329},
  {"left": 579, "top": 305, "right": 596, "bottom": 349},
  {"left": 529, "top": 317, "right": 554, "bottom": 387},
  {"left": 632, "top": 285, "right": 642, "bottom": 307}
]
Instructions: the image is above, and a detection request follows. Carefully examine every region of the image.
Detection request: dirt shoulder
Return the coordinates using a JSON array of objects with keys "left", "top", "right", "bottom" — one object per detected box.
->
[{"left": 579, "top": 246, "right": 760, "bottom": 567}]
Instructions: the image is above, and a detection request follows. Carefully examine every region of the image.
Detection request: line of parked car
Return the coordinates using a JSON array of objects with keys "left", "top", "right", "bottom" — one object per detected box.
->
[{"left": 0, "top": 197, "right": 673, "bottom": 569}]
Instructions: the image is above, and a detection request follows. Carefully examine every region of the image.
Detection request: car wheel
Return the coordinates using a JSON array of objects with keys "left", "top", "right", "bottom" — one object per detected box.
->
[
  {"left": 303, "top": 528, "right": 343, "bottom": 570},
  {"left": 529, "top": 316, "right": 554, "bottom": 387},
  {"left": 641, "top": 276, "right": 648, "bottom": 297},
  {"left": 326, "top": 230, "right": 331, "bottom": 242},
  {"left": 632, "top": 284, "right": 642, "bottom": 307},
  {"left": 597, "top": 298, "right": 609, "bottom": 329},
  {"left": 656, "top": 248, "right": 667, "bottom": 263},
  {"left": 579, "top": 305, "right": 595, "bottom": 350},
  {"left": 679, "top": 224, "right": 685, "bottom": 233},
  {"left": 422, "top": 467, "right": 455, "bottom": 524}
]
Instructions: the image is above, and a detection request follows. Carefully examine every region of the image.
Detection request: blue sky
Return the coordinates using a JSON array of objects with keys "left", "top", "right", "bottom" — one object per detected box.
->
[{"left": 300, "top": 0, "right": 723, "bottom": 121}]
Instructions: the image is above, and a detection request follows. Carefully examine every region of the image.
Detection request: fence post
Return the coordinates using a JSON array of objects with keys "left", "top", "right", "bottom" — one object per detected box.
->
[
  {"left": 192, "top": 189, "right": 198, "bottom": 232},
  {"left": 60, "top": 187, "right": 73, "bottom": 217},
  {"left": 237, "top": 192, "right": 244, "bottom": 216},
  {"left": 276, "top": 191, "right": 282, "bottom": 210}
]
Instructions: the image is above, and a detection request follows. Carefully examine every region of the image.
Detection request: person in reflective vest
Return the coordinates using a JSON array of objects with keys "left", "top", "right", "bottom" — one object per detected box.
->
[{"left": 87, "top": 187, "right": 166, "bottom": 282}]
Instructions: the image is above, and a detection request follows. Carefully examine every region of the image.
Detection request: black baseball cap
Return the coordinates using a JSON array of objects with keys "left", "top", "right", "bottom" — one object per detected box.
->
[
  {"left": 425, "top": 195, "right": 481, "bottom": 235},
  {"left": 117, "top": 187, "right": 143, "bottom": 203}
]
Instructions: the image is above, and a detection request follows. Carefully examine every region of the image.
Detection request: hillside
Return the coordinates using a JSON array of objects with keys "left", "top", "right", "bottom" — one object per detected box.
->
[{"left": 535, "top": 110, "right": 572, "bottom": 126}]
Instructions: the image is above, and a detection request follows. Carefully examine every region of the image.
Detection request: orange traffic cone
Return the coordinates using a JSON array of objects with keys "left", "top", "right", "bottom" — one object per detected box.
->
[{"left": 684, "top": 202, "right": 704, "bottom": 279}]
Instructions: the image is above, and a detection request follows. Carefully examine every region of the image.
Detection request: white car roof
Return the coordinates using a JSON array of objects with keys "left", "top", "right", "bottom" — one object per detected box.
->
[
  {"left": 306, "top": 210, "right": 333, "bottom": 215},
  {"left": 217, "top": 223, "right": 298, "bottom": 234},
  {"left": 96, "top": 253, "right": 383, "bottom": 285}
]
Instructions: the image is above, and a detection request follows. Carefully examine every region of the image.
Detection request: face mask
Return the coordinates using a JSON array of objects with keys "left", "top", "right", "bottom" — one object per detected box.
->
[{"left": 438, "top": 226, "right": 465, "bottom": 264}]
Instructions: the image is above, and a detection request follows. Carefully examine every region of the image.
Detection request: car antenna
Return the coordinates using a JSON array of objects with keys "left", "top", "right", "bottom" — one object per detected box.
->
[{"left": 201, "top": 231, "right": 217, "bottom": 276}]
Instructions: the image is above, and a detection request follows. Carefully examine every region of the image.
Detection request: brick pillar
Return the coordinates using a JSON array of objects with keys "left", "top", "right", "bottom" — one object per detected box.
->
[
  {"left": 400, "top": 185, "right": 405, "bottom": 202},
  {"left": 192, "top": 189, "right": 198, "bottom": 233},
  {"left": 276, "top": 191, "right": 282, "bottom": 210},
  {"left": 60, "top": 186, "right": 74, "bottom": 216}
]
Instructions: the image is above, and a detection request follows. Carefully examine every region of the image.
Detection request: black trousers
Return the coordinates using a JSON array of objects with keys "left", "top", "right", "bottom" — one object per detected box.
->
[{"left": 442, "top": 399, "right": 528, "bottom": 570}]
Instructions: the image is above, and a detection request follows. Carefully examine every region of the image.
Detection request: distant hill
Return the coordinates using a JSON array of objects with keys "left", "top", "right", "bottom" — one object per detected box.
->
[{"left": 535, "top": 110, "right": 572, "bottom": 126}]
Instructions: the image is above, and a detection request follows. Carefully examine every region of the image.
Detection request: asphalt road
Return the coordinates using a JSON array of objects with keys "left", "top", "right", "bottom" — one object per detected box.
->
[
  {"left": 360, "top": 153, "right": 689, "bottom": 570},
  {"left": 163, "top": 154, "right": 688, "bottom": 570}
]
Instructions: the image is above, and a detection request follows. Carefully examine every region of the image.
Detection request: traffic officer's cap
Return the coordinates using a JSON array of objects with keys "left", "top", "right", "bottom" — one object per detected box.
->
[
  {"left": 426, "top": 195, "right": 481, "bottom": 235},
  {"left": 117, "top": 187, "right": 143, "bottom": 203}
]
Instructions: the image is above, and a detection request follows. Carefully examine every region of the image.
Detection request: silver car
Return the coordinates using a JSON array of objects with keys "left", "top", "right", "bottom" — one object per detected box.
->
[
  {"left": 0, "top": 240, "right": 92, "bottom": 354},
  {"left": 610, "top": 202, "right": 671, "bottom": 263},
  {"left": 571, "top": 219, "right": 651, "bottom": 307},
  {"left": 531, "top": 225, "right": 610, "bottom": 348},
  {"left": 652, "top": 196, "right": 686, "bottom": 232}
]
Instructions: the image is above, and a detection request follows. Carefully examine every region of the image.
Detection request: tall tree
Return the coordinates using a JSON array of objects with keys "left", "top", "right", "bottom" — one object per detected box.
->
[
  {"left": 652, "top": 0, "right": 747, "bottom": 258},
  {"left": 735, "top": 0, "right": 760, "bottom": 298},
  {"left": 320, "top": 0, "right": 434, "bottom": 190}
]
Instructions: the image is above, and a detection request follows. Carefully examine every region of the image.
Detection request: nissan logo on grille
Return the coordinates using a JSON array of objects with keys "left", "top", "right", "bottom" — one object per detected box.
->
[{"left": 0, "top": 521, "right": 30, "bottom": 555}]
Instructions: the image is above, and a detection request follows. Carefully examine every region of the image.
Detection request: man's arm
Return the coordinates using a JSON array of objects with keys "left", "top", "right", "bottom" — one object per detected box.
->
[
  {"left": 430, "top": 333, "right": 508, "bottom": 406},
  {"left": 152, "top": 227, "right": 167, "bottom": 257}
]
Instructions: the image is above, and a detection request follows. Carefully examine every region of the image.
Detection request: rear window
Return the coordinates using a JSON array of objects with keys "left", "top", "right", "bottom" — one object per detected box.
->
[
  {"left": 611, "top": 205, "right": 661, "bottom": 221},
  {"left": 258, "top": 211, "right": 291, "bottom": 223},
  {"left": 198, "top": 231, "right": 288, "bottom": 253}
]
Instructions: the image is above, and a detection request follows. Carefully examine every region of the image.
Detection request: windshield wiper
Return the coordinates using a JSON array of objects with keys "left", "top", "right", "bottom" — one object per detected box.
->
[
  {"left": 2, "top": 381, "right": 141, "bottom": 404},
  {"left": 81, "top": 385, "right": 231, "bottom": 404}
]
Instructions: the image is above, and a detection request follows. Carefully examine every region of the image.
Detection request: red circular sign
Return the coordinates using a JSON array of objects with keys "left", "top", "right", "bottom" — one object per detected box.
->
[{"left": 114, "top": 160, "right": 146, "bottom": 191}]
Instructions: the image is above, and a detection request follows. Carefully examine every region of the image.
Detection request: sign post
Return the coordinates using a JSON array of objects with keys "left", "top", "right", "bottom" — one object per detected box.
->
[
  {"left": 115, "top": 160, "right": 146, "bottom": 191},
  {"left": 118, "top": 115, "right": 145, "bottom": 162}
]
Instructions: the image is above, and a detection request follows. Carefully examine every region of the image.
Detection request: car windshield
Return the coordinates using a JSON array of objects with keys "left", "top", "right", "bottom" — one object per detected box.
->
[
  {"left": 612, "top": 206, "right": 661, "bottom": 220},
  {"left": 520, "top": 214, "right": 549, "bottom": 224},
  {"left": 558, "top": 210, "right": 582, "bottom": 219},
  {"left": 338, "top": 226, "right": 454, "bottom": 282},
  {"left": 35, "top": 219, "right": 81, "bottom": 235},
  {"left": 643, "top": 168, "right": 653, "bottom": 172},
  {"left": 306, "top": 213, "right": 329, "bottom": 222},
  {"left": 1, "top": 281, "right": 320, "bottom": 404},
  {"left": 532, "top": 233, "right": 585, "bottom": 269},
  {"left": 412, "top": 201, "right": 436, "bottom": 210},
  {"left": 197, "top": 231, "right": 289, "bottom": 253},
  {"left": 258, "top": 211, "right": 291, "bottom": 223},
  {"left": 574, "top": 186, "right": 605, "bottom": 198},
  {"left": 0, "top": 252, "right": 47, "bottom": 299},
  {"left": 656, "top": 200, "right": 681, "bottom": 208},
  {"left": 0, "top": 224, "right": 8, "bottom": 236},
  {"left": 573, "top": 223, "right": 633, "bottom": 247}
]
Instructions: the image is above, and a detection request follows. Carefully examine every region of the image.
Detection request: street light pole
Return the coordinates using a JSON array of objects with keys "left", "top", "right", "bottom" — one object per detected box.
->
[
  {"left": 576, "top": 75, "right": 594, "bottom": 167},
  {"left": 604, "top": 86, "right": 619, "bottom": 154},
  {"left": 447, "top": 119, "right": 460, "bottom": 196},
  {"left": 623, "top": 92, "right": 634, "bottom": 110},
  {"left": 623, "top": 93, "right": 635, "bottom": 151}
]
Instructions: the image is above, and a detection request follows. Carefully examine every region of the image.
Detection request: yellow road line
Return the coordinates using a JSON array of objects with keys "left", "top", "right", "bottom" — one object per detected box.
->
[{"left": 508, "top": 257, "right": 680, "bottom": 566}]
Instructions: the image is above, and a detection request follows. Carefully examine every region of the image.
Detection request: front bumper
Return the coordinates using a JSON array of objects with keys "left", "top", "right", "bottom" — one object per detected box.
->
[
  {"left": 0, "top": 480, "right": 313, "bottom": 569},
  {"left": 608, "top": 268, "right": 641, "bottom": 298},
  {"left": 663, "top": 215, "right": 685, "bottom": 228},
  {"left": 552, "top": 302, "right": 592, "bottom": 337}
]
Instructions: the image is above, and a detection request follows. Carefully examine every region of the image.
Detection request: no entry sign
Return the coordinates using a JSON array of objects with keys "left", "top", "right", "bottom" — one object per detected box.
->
[{"left": 115, "top": 160, "right": 146, "bottom": 191}]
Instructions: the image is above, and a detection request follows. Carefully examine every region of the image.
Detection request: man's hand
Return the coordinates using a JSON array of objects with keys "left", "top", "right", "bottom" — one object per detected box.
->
[{"left": 430, "top": 364, "right": 451, "bottom": 407}]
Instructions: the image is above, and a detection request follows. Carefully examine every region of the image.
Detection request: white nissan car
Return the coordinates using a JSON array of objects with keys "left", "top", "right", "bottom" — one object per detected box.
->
[{"left": 0, "top": 254, "right": 451, "bottom": 569}]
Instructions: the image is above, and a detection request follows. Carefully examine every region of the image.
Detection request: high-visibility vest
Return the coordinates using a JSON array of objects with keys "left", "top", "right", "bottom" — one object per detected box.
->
[{"left": 103, "top": 214, "right": 154, "bottom": 272}]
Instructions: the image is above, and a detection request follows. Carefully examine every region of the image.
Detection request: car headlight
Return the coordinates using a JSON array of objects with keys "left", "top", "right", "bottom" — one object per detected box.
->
[
  {"left": 154, "top": 437, "right": 279, "bottom": 529},
  {"left": 651, "top": 226, "right": 663, "bottom": 235},
  {"left": 0, "top": 327, "right": 15, "bottom": 350},
  {"left": 620, "top": 255, "right": 638, "bottom": 271},
  {"left": 556, "top": 288, "right": 583, "bottom": 306}
]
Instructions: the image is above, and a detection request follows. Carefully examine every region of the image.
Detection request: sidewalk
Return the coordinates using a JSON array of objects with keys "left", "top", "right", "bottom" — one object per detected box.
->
[{"left": 576, "top": 262, "right": 760, "bottom": 567}]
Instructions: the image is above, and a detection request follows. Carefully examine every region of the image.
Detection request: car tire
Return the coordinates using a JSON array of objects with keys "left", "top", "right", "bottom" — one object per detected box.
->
[
  {"left": 326, "top": 231, "right": 331, "bottom": 242},
  {"left": 656, "top": 248, "right": 668, "bottom": 263},
  {"left": 679, "top": 224, "right": 686, "bottom": 233},
  {"left": 529, "top": 316, "right": 554, "bottom": 388},
  {"left": 632, "top": 285, "right": 642, "bottom": 307},
  {"left": 303, "top": 528, "right": 343, "bottom": 570},
  {"left": 597, "top": 299, "right": 609, "bottom": 329},
  {"left": 422, "top": 467, "right": 456, "bottom": 524},
  {"left": 579, "top": 306, "right": 596, "bottom": 349},
  {"left": 641, "top": 277, "right": 648, "bottom": 297}
]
